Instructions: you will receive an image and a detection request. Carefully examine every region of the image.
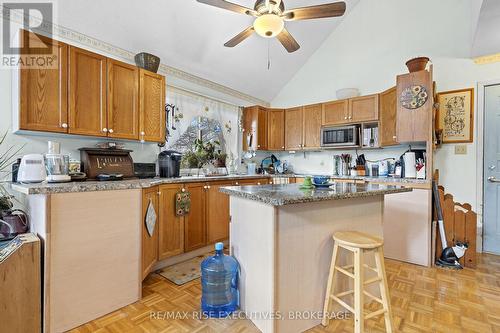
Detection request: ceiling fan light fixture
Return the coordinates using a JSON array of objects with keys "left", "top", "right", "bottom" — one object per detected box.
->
[{"left": 253, "top": 14, "right": 284, "bottom": 38}]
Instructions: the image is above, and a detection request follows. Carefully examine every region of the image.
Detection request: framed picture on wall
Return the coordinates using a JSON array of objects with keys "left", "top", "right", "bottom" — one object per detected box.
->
[{"left": 436, "top": 88, "right": 474, "bottom": 143}]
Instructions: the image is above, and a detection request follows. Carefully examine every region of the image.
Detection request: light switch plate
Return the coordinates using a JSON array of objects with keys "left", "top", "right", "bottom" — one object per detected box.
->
[{"left": 455, "top": 145, "right": 467, "bottom": 155}]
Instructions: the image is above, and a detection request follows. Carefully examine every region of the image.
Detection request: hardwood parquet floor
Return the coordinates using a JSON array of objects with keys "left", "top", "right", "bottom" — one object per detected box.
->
[{"left": 70, "top": 253, "right": 500, "bottom": 333}]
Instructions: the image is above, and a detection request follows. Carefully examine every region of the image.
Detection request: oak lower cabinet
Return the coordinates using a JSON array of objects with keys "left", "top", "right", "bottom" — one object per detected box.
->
[
  {"left": 184, "top": 183, "right": 207, "bottom": 252},
  {"left": 107, "top": 59, "right": 140, "bottom": 140},
  {"left": 139, "top": 69, "right": 166, "bottom": 142},
  {"left": 158, "top": 184, "right": 185, "bottom": 260},
  {"left": 68, "top": 46, "right": 107, "bottom": 137},
  {"left": 19, "top": 30, "right": 69, "bottom": 133},
  {"left": 142, "top": 186, "right": 159, "bottom": 280},
  {"left": 379, "top": 86, "right": 398, "bottom": 146},
  {"left": 206, "top": 182, "right": 232, "bottom": 243},
  {"left": 267, "top": 109, "right": 285, "bottom": 150}
]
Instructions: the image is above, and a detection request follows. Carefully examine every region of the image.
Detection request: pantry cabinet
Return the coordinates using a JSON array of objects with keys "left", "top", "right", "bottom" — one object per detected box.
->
[
  {"left": 158, "top": 184, "right": 185, "bottom": 260},
  {"left": 19, "top": 30, "right": 68, "bottom": 133},
  {"left": 303, "top": 103, "right": 322, "bottom": 149},
  {"left": 107, "top": 59, "right": 140, "bottom": 140},
  {"left": 142, "top": 186, "right": 159, "bottom": 280},
  {"left": 379, "top": 86, "right": 398, "bottom": 146},
  {"left": 285, "top": 107, "right": 304, "bottom": 150},
  {"left": 18, "top": 30, "right": 165, "bottom": 143},
  {"left": 139, "top": 69, "right": 166, "bottom": 142},
  {"left": 68, "top": 46, "right": 107, "bottom": 137},
  {"left": 396, "top": 70, "right": 432, "bottom": 142},
  {"left": 267, "top": 109, "right": 285, "bottom": 150}
]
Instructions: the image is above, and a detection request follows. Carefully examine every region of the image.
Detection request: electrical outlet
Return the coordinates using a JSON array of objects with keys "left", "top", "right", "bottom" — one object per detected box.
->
[{"left": 455, "top": 145, "right": 467, "bottom": 155}]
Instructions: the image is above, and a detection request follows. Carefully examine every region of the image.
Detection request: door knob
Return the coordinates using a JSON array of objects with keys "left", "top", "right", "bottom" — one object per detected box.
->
[
  {"left": 488, "top": 176, "right": 500, "bottom": 183},
  {"left": 489, "top": 165, "right": 496, "bottom": 171}
]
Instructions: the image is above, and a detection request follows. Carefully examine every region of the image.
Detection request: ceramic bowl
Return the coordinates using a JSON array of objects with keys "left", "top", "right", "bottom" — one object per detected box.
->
[{"left": 313, "top": 176, "right": 329, "bottom": 185}]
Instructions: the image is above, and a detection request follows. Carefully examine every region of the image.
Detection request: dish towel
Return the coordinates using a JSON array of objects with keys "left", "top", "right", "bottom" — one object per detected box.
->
[{"left": 175, "top": 191, "right": 191, "bottom": 216}]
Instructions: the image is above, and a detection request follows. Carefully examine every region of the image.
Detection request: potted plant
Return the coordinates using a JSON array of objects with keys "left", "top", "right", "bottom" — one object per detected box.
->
[{"left": 0, "top": 131, "right": 28, "bottom": 240}]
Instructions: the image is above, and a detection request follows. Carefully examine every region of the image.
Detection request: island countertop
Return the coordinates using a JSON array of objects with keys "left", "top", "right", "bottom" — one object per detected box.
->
[{"left": 220, "top": 182, "right": 412, "bottom": 206}]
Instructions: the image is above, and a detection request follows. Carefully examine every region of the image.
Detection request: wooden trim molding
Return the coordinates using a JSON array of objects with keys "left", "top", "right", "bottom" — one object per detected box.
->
[{"left": 1, "top": 6, "right": 269, "bottom": 107}]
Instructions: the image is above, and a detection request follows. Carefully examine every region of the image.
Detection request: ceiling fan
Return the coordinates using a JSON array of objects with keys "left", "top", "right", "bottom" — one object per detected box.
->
[{"left": 197, "top": 0, "right": 346, "bottom": 53}]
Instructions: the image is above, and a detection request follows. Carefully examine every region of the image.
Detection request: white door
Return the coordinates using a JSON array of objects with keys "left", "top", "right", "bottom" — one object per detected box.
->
[{"left": 484, "top": 84, "right": 500, "bottom": 254}]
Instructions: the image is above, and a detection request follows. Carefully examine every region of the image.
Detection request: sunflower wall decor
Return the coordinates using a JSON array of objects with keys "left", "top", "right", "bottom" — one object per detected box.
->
[
  {"left": 400, "top": 85, "right": 429, "bottom": 110},
  {"left": 436, "top": 88, "right": 474, "bottom": 143}
]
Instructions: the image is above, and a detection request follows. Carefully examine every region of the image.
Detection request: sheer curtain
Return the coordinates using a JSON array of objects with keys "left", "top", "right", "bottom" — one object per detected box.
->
[{"left": 165, "top": 87, "right": 241, "bottom": 160}]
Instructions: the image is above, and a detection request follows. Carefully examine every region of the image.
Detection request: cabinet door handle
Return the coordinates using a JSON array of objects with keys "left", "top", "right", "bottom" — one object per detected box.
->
[
  {"left": 349, "top": 116, "right": 352, "bottom": 119},
  {"left": 257, "top": 182, "right": 261, "bottom": 185},
  {"left": 61, "top": 123, "right": 68, "bottom": 128},
  {"left": 102, "top": 128, "right": 108, "bottom": 133},
  {"left": 282, "top": 146, "right": 285, "bottom": 149},
  {"left": 181, "top": 188, "right": 186, "bottom": 192},
  {"left": 157, "top": 191, "right": 161, "bottom": 195},
  {"left": 392, "top": 136, "right": 397, "bottom": 139},
  {"left": 344, "top": 116, "right": 347, "bottom": 120},
  {"left": 257, "top": 145, "right": 261, "bottom": 148},
  {"left": 235, "top": 182, "right": 239, "bottom": 185},
  {"left": 108, "top": 129, "right": 114, "bottom": 134},
  {"left": 207, "top": 185, "right": 211, "bottom": 189},
  {"left": 140, "top": 131, "right": 145, "bottom": 136}
]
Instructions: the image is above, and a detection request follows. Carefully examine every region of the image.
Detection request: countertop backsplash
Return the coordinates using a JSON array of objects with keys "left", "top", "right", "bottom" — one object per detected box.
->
[{"left": 250, "top": 144, "right": 427, "bottom": 176}]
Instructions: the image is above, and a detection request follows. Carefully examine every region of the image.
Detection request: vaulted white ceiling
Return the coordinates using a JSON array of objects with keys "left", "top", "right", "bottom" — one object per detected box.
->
[{"left": 55, "top": 0, "right": 359, "bottom": 103}]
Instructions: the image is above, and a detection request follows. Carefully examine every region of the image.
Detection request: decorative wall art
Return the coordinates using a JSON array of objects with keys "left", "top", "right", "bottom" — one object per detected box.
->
[
  {"left": 437, "top": 88, "right": 474, "bottom": 143},
  {"left": 400, "top": 85, "right": 429, "bottom": 110}
]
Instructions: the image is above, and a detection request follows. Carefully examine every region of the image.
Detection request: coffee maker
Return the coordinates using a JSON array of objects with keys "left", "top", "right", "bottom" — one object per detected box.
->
[{"left": 158, "top": 150, "right": 182, "bottom": 178}]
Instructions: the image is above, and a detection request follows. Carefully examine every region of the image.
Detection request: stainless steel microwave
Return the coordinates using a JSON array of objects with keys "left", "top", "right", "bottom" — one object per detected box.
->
[{"left": 320, "top": 125, "right": 360, "bottom": 148}]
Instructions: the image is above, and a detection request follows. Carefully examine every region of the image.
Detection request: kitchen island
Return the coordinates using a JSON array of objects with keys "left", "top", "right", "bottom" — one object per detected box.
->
[{"left": 220, "top": 183, "right": 412, "bottom": 333}]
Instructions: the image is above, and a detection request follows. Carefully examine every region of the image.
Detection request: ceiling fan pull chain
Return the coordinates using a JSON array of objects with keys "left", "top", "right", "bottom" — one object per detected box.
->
[{"left": 267, "top": 40, "right": 271, "bottom": 70}]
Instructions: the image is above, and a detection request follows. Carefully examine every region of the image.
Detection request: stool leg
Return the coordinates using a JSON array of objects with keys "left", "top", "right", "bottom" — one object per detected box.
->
[
  {"left": 322, "top": 242, "right": 339, "bottom": 326},
  {"left": 374, "top": 247, "right": 393, "bottom": 333},
  {"left": 354, "top": 248, "right": 364, "bottom": 333}
]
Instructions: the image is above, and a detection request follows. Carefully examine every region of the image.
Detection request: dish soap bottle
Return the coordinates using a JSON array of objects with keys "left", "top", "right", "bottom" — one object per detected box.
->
[{"left": 201, "top": 242, "right": 239, "bottom": 317}]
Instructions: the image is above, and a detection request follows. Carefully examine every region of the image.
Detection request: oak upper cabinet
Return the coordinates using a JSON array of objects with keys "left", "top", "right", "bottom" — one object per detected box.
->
[
  {"left": 302, "top": 104, "right": 322, "bottom": 149},
  {"left": 242, "top": 106, "right": 268, "bottom": 151},
  {"left": 19, "top": 30, "right": 68, "bottom": 133},
  {"left": 396, "top": 70, "right": 432, "bottom": 142},
  {"left": 68, "top": 47, "right": 107, "bottom": 137},
  {"left": 107, "top": 59, "right": 139, "bottom": 140},
  {"left": 322, "top": 100, "right": 349, "bottom": 125},
  {"left": 139, "top": 69, "right": 166, "bottom": 143},
  {"left": 267, "top": 108, "right": 285, "bottom": 150},
  {"left": 285, "top": 107, "right": 304, "bottom": 150},
  {"left": 206, "top": 181, "right": 232, "bottom": 244},
  {"left": 158, "top": 184, "right": 185, "bottom": 260},
  {"left": 184, "top": 183, "right": 207, "bottom": 252},
  {"left": 379, "top": 87, "right": 398, "bottom": 146},
  {"left": 349, "top": 94, "right": 379, "bottom": 122},
  {"left": 142, "top": 186, "right": 159, "bottom": 279}
]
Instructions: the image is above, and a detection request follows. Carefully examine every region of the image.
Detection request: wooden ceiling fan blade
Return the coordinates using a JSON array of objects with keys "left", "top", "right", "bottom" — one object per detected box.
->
[
  {"left": 282, "top": 1, "right": 346, "bottom": 21},
  {"left": 277, "top": 28, "right": 300, "bottom": 53},
  {"left": 224, "top": 27, "right": 255, "bottom": 47},
  {"left": 197, "top": 0, "right": 258, "bottom": 16}
]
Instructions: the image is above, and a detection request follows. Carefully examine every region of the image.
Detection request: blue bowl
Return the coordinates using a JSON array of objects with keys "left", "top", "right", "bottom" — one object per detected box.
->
[{"left": 313, "top": 176, "right": 329, "bottom": 185}]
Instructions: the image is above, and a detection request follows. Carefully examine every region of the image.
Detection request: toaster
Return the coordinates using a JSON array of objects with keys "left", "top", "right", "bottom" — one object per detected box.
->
[{"left": 17, "top": 154, "right": 47, "bottom": 183}]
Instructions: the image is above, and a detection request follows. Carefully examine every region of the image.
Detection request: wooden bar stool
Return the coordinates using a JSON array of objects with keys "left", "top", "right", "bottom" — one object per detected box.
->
[{"left": 322, "top": 231, "right": 393, "bottom": 333}]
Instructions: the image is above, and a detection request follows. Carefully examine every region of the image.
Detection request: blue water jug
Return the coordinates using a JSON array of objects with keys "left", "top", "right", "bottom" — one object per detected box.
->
[{"left": 201, "top": 242, "right": 239, "bottom": 317}]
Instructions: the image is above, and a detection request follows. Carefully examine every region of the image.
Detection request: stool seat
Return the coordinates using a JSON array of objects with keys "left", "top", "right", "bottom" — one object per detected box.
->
[{"left": 333, "top": 231, "right": 383, "bottom": 249}]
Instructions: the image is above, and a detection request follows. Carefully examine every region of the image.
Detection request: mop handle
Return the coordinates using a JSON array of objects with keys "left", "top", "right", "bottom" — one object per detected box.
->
[{"left": 432, "top": 181, "right": 447, "bottom": 249}]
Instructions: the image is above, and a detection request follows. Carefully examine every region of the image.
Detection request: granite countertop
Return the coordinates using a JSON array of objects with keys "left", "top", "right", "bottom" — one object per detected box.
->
[
  {"left": 9, "top": 174, "right": 267, "bottom": 195},
  {"left": 219, "top": 183, "right": 412, "bottom": 206},
  {"left": 9, "top": 173, "right": 428, "bottom": 195}
]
